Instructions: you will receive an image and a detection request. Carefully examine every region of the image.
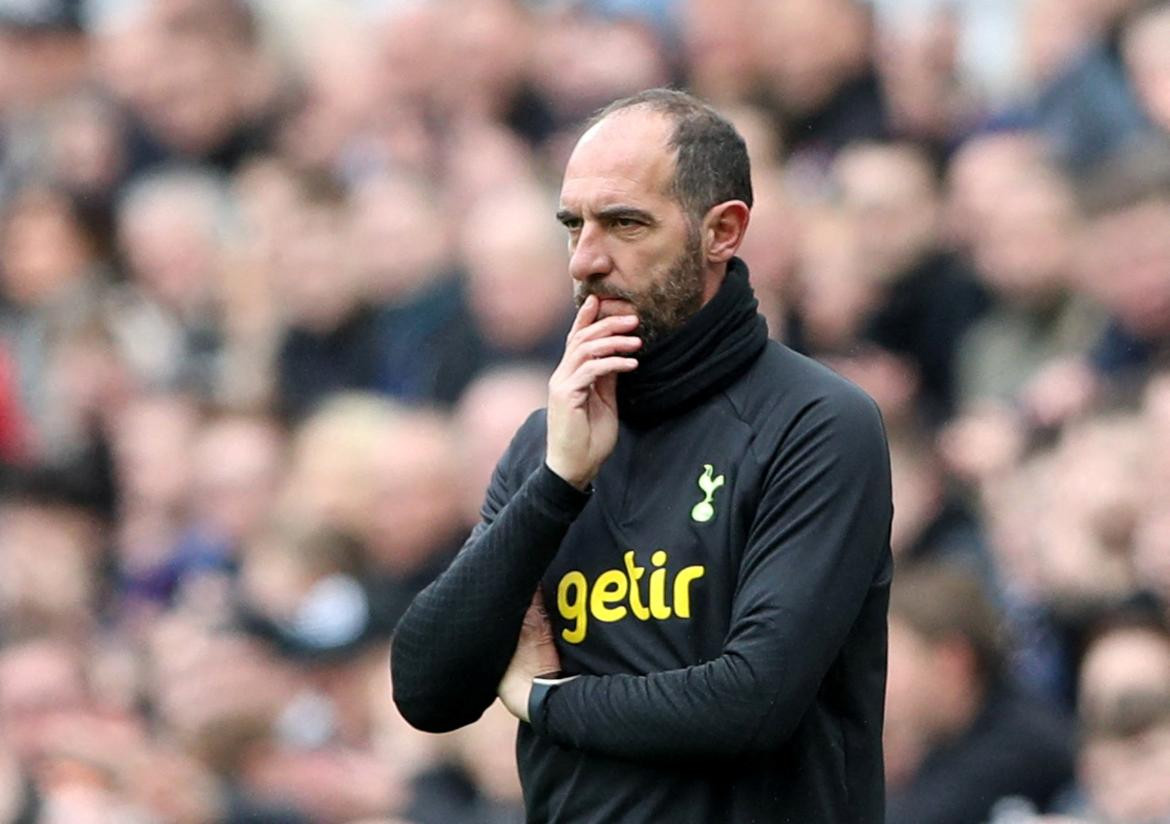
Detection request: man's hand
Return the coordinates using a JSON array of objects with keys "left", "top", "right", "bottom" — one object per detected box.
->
[
  {"left": 546, "top": 295, "right": 641, "bottom": 489},
  {"left": 499, "top": 591, "right": 561, "bottom": 722}
]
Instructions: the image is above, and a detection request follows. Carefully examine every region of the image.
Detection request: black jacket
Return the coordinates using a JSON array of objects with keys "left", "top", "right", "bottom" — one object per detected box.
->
[
  {"left": 886, "top": 686, "right": 1075, "bottom": 824},
  {"left": 392, "top": 263, "right": 893, "bottom": 823}
]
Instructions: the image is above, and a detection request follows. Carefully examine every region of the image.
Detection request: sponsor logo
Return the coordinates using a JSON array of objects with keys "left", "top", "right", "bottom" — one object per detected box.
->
[{"left": 556, "top": 550, "right": 705, "bottom": 644}]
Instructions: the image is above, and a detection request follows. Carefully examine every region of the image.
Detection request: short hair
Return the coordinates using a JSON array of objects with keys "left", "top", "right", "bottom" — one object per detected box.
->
[
  {"left": 889, "top": 562, "right": 1005, "bottom": 684},
  {"left": 588, "top": 88, "right": 754, "bottom": 221},
  {"left": 1079, "top": 603, "right": 1170, "bottom": 740}
]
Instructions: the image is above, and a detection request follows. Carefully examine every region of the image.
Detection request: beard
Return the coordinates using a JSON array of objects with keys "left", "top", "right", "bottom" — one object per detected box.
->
[{"left": 573, "top": 226, "right": 706, "bottom": 345}]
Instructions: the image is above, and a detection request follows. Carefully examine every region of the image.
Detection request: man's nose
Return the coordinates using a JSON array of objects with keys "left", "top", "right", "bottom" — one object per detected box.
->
[{"left": 569, "top": 223, "right": 613, "bottom": 282}]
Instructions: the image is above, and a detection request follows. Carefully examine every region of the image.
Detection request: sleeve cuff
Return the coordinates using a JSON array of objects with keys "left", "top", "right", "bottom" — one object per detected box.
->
[
  {"left": 528, "top": 673, "right": 579, "bottom": 734},
  {"left": 529, "top": 463, "right": 592, "bottom": 521}
]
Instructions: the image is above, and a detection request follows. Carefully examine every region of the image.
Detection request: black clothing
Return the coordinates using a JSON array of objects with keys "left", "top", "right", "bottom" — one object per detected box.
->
[
  {"left": 886, "top": 687, "right": 1075, "bottom": 824},
  {"left": 1090, "top": 317, "right": 1165, "bottom": 378},
  {"left": 863, "top": 251, "right": 991, "bottom": 423},
  {"left": 123, "top": 107, "right": 278, "bottom": 177},
  {"left": 616, "top": 260, "right": 767, "bottom": 425},
  {"left": 276, "top": 305, "right": 383, "bottom": 421},
  {"left": 772, "top": 70, "right": 890, "bottom": 167},
  {"left": 392, "top": 260, "right": 894, "bottom": 823},
  {"left": 222, "top": 788, "right": 311, "bottom": 824},
  {"left": 372, "top": 274, "right": 569, "bottom": 406},
  {"left": 407, "top": 764, "right": 525, "bottom": 824},
  {"left": 899, "top": 496, "right": 995, "bottom": 590},
  {"left": 373, "top": 275, "right": 478, "bottom": 406}
]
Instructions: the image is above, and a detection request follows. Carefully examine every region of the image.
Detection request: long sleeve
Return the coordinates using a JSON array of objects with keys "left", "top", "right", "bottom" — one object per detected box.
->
[
  {"left": 391, "top": 419, "right": 589, "bottom": 733},
  {"left": 528, "top": 387, "right": 892, "bottom": 760}
]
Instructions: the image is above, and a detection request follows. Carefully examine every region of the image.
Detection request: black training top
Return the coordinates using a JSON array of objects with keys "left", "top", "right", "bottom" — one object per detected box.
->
[{"left": 392, "top": 261, "right": 893, "bottom": 823}]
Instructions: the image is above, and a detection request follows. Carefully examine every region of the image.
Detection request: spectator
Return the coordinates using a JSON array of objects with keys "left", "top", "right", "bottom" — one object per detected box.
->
[
  {"left": 0, "top": 492, "right": 99, "bottom": 639},
  {"left": 1023, "top": 0, "right": 1147, "bottom": 174},
  {"left": 678, "top": 0, "right": 759, "bottom": 103},
  {"left": 792, "top": 206, "right": 876, "bottom": 356},
  {"left": 885, "top": 563, "right": 1076, "bottom": 824},
  {"left": 528, "top": 8, "right": 671, "bottom": 165},
  {"left": 0, "top": 182, "right": 105, "bottom": 458},
  {"left": 164, "top": 411, "right": 287, "bottom": 617},
  {"left": 274, "top": 177, "right": 382, "bottom": 421},
  {"left": 956, "top": 162, "right": 1101, "bottom": 407},
  {"left": 42, "top": 93, "right": 131, "bottom": 243},
  {"left": 349, "top": 172, "right": 474, "bottom": 405},
  {"left": 280, "top": 393, "right": 400, "bottom": 538},
  {"left": 145, "top": 614, "right": 312, "bottom": 822},
  {"left": 835, "top": 140, "right": 990, "bottom": 422},
  {"left": 0, "top": 0, "right": 87, "bottom": 129},
  {"left": 1078, "top": 144, "right": 1170, "bottom": 393},
  {"left": 108, "top": 391, "right": 203, "bottom": 622},
  {"left": 887, "top": 429, "right": 989, "bottom": 577},
  {"left": 362, "top": 407, "right": 466, "bottom": 629},
  {"left": 1122, "top": 0, "right": 1170, "bottom": 140},
  {"left": 943, "top": 129, "right": 1048, "bottom": 255},
  {"left": 752, "top": 0, "right": 889, "bottom": 167},
  {"left": 453, "top": 365, "right": 550, "bottom": 529},
  {"left": 92, "top": 0, "right": 283, "bottom": 173},
  {"left": 735, "top": 170, "right": 802, "bottom": 342},
  {"left": 457, "top": 184, "right": 573, "bottom": 374},
  {"left": 111, "top": 167, "right": 234, "bottom": 398},
  {"left": 1067, "top": 612, "right": 1170, "bottom": 822},
  {"left": 875, "top": 3, "right": 977, "bottom": 164},
  {"left": 0, "top": 634, "right": 91, "bottom": 770}
]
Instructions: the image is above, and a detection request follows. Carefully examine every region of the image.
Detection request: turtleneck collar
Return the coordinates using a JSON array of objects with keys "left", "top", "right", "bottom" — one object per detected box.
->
[{"left": 616, "top": 257, "right": 768, "bottom": 426}]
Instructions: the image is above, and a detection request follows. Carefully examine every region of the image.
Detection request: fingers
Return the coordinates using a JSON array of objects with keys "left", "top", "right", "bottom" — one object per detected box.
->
[
  {"left": 565, "top": 308, "right": 639, "bottom": 352},
  {"left": 556, "top": 356, "right": 639, "bottom": 397},
  {"left": 560, "top": 318, "right": 641, "bottom": 374},
  {"left": 576, "top": 335, "right": 642, "bottom": 361},
  {"left": 557, "top": 296, "right": 641, "bottom": 374},
  {"left": 566, "top": 294, "right": 601, "bottom": 341},
  {"left": 572, "top": 313, "right": 640, "bottom": 344}
]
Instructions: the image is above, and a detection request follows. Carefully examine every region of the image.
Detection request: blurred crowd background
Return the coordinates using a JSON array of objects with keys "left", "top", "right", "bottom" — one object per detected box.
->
[{"left": 2, "top": 0, "right": 1170, "bottom": 821}]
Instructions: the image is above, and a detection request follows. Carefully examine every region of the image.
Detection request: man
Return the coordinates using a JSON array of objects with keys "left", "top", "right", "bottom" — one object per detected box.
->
[
  {"left": 1073, "top": 612, "right": 1170, "bottom": 823},
  {"left": 884, "top": 563, "right": 1074, "bottom": 824},
  {"left": 391, "top": 89, "right": 893, "bottom": 823}
]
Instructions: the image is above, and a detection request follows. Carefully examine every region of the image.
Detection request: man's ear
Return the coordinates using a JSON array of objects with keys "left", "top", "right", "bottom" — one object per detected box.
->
[{"left": 703, "top": 201, "right": 751, "bottom": 264}]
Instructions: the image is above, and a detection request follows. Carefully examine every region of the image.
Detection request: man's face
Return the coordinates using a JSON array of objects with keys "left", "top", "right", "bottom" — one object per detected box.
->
[
  {"left": 1125, "top": 8, "right": 1170, "bottom": 134},
  {"left": 558, "top": 109, "right": 708, "bottom": 344}
]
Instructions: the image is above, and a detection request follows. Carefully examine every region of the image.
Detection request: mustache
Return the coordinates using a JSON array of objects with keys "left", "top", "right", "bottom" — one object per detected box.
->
[{"left": 574, "top": 281, "right": 638, "bottom": 306}]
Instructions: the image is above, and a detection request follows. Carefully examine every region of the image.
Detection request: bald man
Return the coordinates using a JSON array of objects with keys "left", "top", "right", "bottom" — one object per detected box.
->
[{"left": 392, "top": 89, "right": 892, "bottom": 823}]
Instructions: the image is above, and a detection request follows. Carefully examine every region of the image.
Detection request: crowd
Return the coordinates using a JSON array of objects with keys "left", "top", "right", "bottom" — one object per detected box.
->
[{"left": 1, "top": 0, "right": 1170, "bottom": 822}]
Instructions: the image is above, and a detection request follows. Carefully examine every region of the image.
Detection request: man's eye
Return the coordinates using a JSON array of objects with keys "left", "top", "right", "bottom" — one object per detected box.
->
[{"left": 614, "top": 217, "right": 640, "bottom": 229}]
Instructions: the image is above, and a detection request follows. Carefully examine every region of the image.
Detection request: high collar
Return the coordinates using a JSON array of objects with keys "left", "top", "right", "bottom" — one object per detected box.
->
[{"left": 616, "top": 257, "right": 768, "bottom": 426}]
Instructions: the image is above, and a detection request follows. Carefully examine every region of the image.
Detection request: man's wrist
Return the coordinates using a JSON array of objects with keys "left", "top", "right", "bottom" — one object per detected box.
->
[
  {"left": 501, "top": 672, "right": 534, "bottom": 723},
  {"left": 544, "top": 458, "right": 593, "bottom": 492},
  {"left": 529, "top": 673, "right": 579, "bottom": 733}
]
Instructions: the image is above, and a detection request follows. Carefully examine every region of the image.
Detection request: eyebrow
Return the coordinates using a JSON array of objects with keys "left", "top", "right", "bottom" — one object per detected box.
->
[
  {"left": 597, "top": 205, "right": 656, "bottom": 225},
  {"left": 555, "top": 205, "right": 657, "bottom": 226}
]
